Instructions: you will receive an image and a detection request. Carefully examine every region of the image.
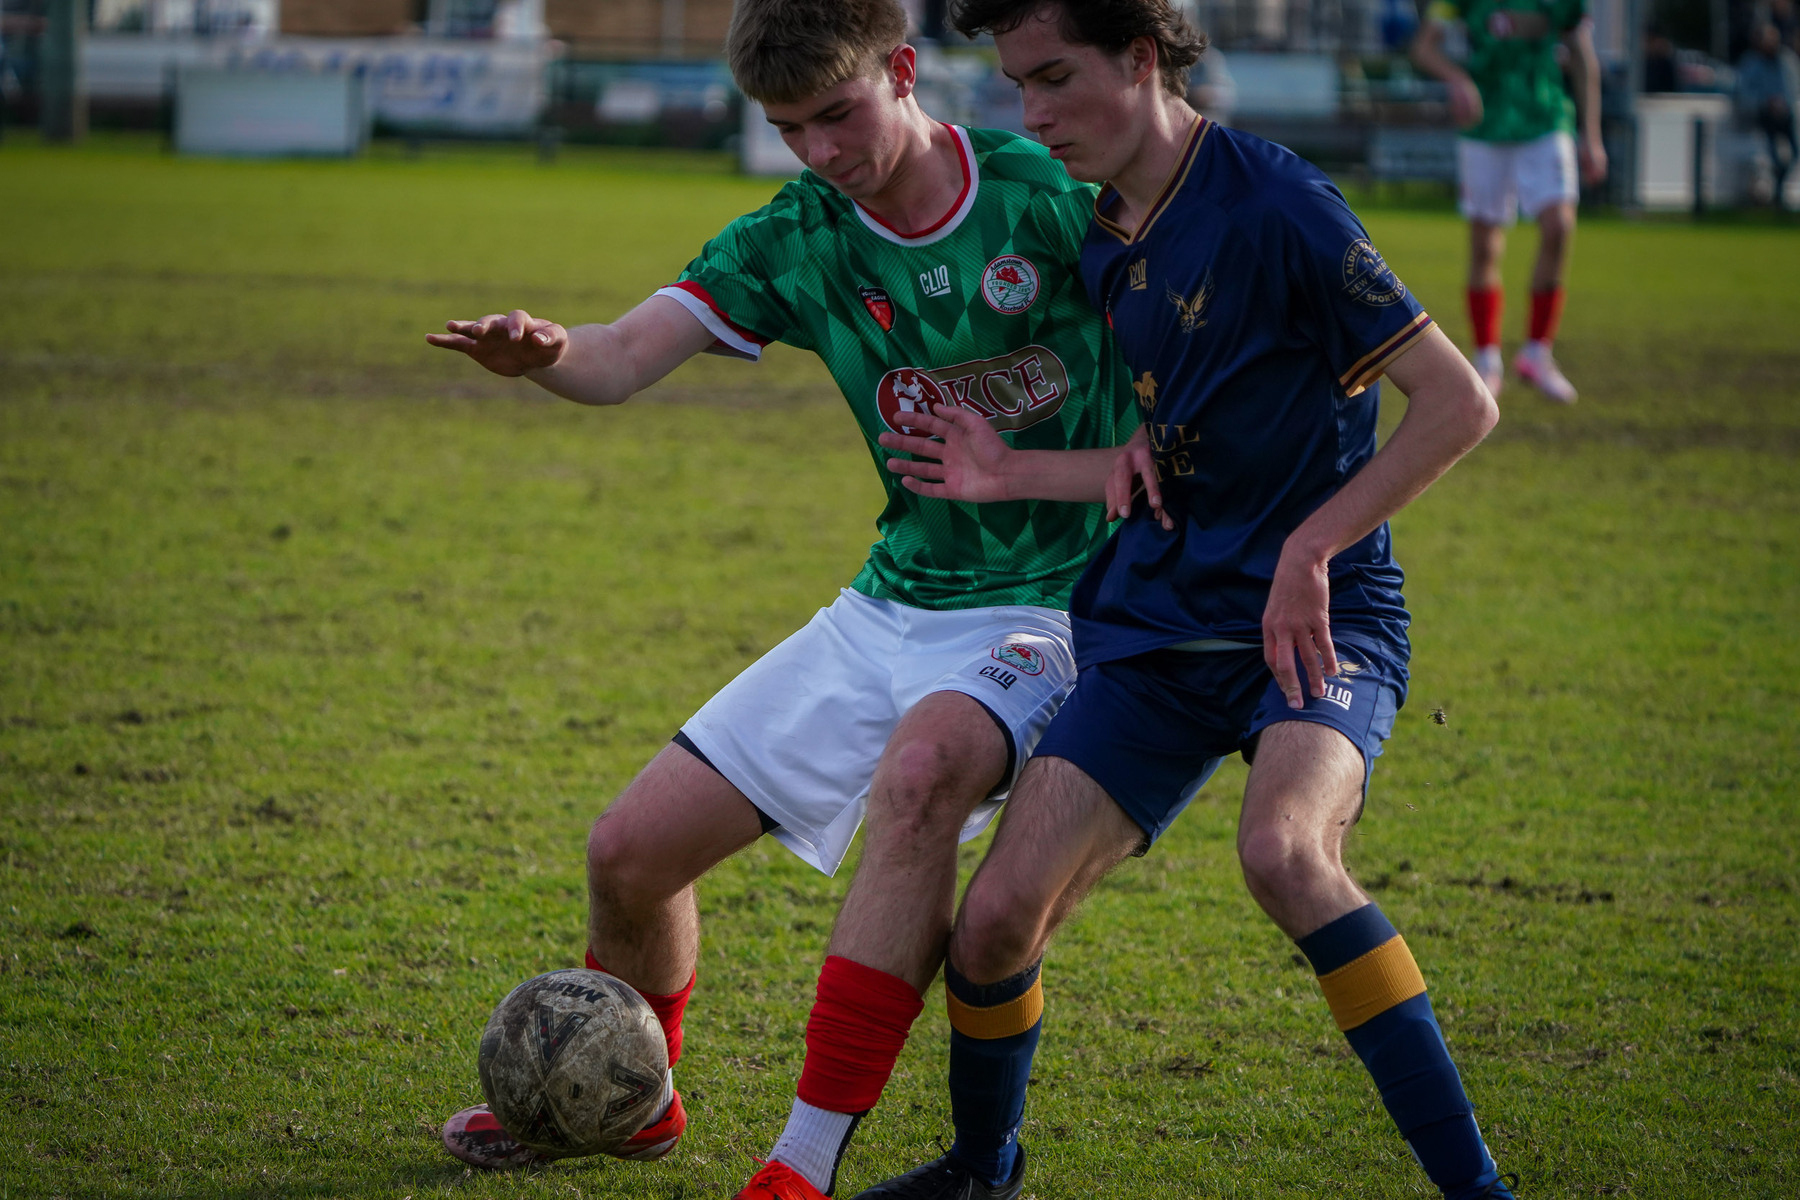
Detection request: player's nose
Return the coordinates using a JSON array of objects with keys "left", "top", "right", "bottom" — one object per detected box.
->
[{"left": 804, "top": 131, "right": 838, "bottom": 169}]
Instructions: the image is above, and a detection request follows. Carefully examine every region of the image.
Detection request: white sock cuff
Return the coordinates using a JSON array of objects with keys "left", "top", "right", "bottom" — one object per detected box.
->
[{"left": 770, "top": 1098, "right": 858, "bottom": 1193}]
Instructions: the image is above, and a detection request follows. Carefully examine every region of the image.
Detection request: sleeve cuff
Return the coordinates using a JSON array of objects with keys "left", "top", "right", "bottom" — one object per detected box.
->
[
  {"left": 655, "top": 282, "right": 769, "bottom": 361},
  {"left": 1339, "top": 312, "right": 1434, "bottom": 396}
]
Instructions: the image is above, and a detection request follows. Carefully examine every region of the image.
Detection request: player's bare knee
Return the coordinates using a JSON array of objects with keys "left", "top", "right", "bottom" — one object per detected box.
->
[
  {"left": 1237, "top": 823, "right": 1332, "bottom": 900},
  {"left": 586, "top": 813, "right": 671, "bottom": 906},
  {"left": 954, "top": 874, "right": 1044, "bottom": 982},
  {"left": 873, "top": 737, "right": 977, "bottom": 836}
]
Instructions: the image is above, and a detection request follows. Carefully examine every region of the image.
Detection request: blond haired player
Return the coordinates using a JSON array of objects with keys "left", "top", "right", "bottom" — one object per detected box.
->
[{"left": 425, "top": 1, "right": 1139, "bottom": 1196}]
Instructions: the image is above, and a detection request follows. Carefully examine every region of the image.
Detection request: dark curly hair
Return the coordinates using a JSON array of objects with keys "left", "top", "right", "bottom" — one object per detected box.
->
[{"left": 949, "top": 0, "right": 1206, "bottom": 96}]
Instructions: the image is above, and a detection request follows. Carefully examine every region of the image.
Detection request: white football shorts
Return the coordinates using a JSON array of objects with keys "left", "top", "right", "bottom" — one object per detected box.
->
[
  {"left": 1458, "top": 131, "right": 1578, "bottom": 225},
  {"left": 678, "top": 588, "right": 1077, "bottom": 877}
]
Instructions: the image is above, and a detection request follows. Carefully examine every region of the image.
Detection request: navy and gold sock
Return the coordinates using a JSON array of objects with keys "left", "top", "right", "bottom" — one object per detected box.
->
[
  {"left": 1297, "top": 904, "right": 1503, "bottom": 1200},
  {"left": 944, "top": 958, "right": 1043, "bottom": 1187}
]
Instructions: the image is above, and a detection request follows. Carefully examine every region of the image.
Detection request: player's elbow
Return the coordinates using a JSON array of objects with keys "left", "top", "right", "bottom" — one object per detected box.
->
[
  {"left": 1465, "top": 375, "right": 1501, "bottom": 440},
  {"left": 1437, "top": 379, "right": 1499, "bottom": 455}
]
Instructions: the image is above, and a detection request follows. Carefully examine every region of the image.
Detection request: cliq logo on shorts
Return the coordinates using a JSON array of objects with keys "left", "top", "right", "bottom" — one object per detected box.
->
[{"left": 875, "top": 346, "right": 1070, "bottom": 435}]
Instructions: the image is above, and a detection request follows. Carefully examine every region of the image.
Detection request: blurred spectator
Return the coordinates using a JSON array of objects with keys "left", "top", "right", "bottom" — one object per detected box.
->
[
  {"left": 1644, "top": 28, "right": 1679, "bottom": 92},
  {"left": 1765, "top": 0, "right": 1799, "bottom": 46},
  {"left": 1737, "top": 21, "right": 1799, "bottom": 206}
]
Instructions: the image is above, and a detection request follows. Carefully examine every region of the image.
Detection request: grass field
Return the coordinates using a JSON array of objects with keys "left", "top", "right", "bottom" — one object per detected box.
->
[{"left": 2, "top": 133, "right": 1797, "bottom": 1199}]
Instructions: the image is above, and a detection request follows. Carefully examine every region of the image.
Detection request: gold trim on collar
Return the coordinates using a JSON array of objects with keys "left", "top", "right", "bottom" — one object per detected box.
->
[{"left": 1093, "top": 115, "right": 1209, "bottom": 246}]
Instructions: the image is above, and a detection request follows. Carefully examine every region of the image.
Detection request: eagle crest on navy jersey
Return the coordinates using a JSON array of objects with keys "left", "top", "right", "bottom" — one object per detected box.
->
[
  {"left": 477, "top": 968, "right": 669, "bottom": 1158},
  {"left": 1166, "top": 274, "right": 1215, "bottom": 332}
]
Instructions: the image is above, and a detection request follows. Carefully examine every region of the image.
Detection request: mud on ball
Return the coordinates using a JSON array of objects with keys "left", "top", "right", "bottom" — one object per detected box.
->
[{"left": 477, "top": 968, "right": 669, "bottom": 1157}]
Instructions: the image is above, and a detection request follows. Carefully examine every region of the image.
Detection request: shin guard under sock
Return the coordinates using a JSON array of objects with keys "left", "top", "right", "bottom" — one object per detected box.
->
[
  {"left": 945, "top": 959, "right": 1043, "bottom": 1187},
  {"left": 1297, "top": 905, "right": 1499, "bottom": 1200},
  {"left": 587, "top": 950, "right": 694, "bottom": 1068}
]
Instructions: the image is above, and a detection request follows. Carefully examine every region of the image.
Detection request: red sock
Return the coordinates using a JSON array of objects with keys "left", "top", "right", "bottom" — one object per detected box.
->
[
  {"left": 795, "top": 955, "right": 926, "bottom": 1114},
  {"left": 588, "top": 950, "right": 694, "bottom": 1067},
  {"left": 1467, "top": 287, "right": 1503, "bottom": 349},
  {"left": 1528, "top": 287, "right": 1565, "bottom": 344}
]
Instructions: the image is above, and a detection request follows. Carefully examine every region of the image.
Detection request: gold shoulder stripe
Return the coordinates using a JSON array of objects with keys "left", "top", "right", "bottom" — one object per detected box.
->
[
  {"left": 946, "top": 979, "right": 1044, "bottom": 1040},
  {"left": 1315, "top": 936, "right": 1427, "bottom": 1032},
  {"left": 1340, "top": 313, "right": 1433, "bottom": 396}
]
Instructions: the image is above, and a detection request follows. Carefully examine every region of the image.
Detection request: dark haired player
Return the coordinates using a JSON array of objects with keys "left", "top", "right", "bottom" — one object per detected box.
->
[{"left": 853, "top": 1, "right": 1510, "bottom": 1198}]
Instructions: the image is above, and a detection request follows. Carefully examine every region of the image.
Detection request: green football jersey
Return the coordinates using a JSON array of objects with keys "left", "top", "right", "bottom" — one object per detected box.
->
[
  {"left": 1428, "top": 0, "right": 1588, "bottom": 143},
  {"left": 657, "top": 125, "right": 1138, "bottom": 612}
]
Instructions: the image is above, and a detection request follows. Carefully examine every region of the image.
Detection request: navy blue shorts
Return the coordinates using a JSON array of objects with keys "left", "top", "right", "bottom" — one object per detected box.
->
[{"left": 1032, "top": 634, "right": 1406, "bottom": 851}]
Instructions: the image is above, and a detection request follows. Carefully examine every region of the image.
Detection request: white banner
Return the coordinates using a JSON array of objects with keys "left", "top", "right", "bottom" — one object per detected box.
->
[{"left": 86, "top": 34, "right": 555, "bottom": 134}]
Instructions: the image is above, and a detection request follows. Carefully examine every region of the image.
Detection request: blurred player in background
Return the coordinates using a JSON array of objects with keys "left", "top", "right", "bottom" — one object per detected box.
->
[
  {"left": 853, "top": 0, "right": 1509, "bottom": 1197},
  {"left": 426, "top": 1, "right": 1139, "bottom": 1195},
  {"left": 1413, "top": 0, "right": 1607, "bottom": 402}
]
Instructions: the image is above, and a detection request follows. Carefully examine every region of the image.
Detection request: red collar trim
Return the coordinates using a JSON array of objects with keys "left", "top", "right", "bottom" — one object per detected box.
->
[{"left": 853, "top": 124, "right": 974, "bottom": 241}]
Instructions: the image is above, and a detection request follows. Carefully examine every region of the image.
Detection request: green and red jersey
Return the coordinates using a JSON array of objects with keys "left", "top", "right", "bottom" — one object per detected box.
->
[
  {"left": 657, "top": 125, "right": 1138, "bottom": 612},
  {"left": 1428, "top": 0, "right": 1589, "bottom": 142}
]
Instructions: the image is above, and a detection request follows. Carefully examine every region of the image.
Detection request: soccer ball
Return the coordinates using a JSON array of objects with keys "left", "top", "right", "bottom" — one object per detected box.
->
[{"left": 476, "top": 968, "right": 669, "bottom": 1158}]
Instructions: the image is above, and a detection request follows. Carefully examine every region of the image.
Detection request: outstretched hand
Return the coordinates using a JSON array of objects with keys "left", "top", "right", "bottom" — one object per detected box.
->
[
  {"left": 1263, "top": 550, "right": 1339, "bottom": 710},
  {"left": 877, "top": 403, "right": 1016, "bottom": 503},
  {"left": 1104, "top": 425, "right": 1173, "bottom": 531},
  {"left": 426, "top": 309, "right": 568, "bottom": 377}
]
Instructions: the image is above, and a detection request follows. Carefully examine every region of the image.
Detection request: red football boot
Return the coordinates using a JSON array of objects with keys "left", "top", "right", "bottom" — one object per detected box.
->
[
  {"left": 440, "top": 1103, "right": 549, "bottom": 1170},
  {"left": 606, "top": 1085, "right": 687, "bottom": 1162},
  {"left": 735, "top": 1160, "right": 832, "bottom": 1200}
]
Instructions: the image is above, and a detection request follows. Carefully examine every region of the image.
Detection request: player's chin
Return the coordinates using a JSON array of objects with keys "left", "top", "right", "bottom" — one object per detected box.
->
[{"left": 1050, "top": 145, "right": 1104, "bottom": 184}]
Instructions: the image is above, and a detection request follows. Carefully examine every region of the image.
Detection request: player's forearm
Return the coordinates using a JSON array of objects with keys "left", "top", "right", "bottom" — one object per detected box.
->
[
  {"left": 1569, "top": 31, "right": 1603, "bottom": 139},
  {"left": 526, "top": 322, "right": 637, "bottom": 406},
  {"left": 1409, "top": 29, "right": 1468, "bottom": 88},
  {"left": 1282, "top": 339, "right": 1497, "bottom": 569},
  {"left": 999, "top": 447, "right": 1122, "bottom": 503},
  {"left": 525, "top": 296, "right": 715, "bottom": 407}
]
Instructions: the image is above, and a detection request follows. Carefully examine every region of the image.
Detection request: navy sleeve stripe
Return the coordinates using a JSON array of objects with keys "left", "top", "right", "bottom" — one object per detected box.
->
[{"left": 1340, "top": 312, "right": 1433, "bottom": 394}]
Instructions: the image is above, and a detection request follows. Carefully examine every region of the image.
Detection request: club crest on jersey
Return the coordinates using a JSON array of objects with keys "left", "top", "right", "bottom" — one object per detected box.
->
[
  {"left": 991, "top": 643, "right": 1046, "bottom": 676},
  {"left": 874, "top": 346, "right": 1071, "bottom": 435},
  {"left": 981, "top": 255, "right": 1040, "bottom": 314},
  {"left": 859, "top": 286, "right": 896, "bottom": 333},
  {"left": 1342, "top": 239, "right": 1406, "bottom": 306},
  {"left": 1166, "top": 274, "right": 1214, "bottom": 333}
]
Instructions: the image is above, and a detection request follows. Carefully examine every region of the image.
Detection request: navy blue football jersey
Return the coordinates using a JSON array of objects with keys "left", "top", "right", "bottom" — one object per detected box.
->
[{"left": 1071, "top": 119, "right": 1431, "bottom": 667}]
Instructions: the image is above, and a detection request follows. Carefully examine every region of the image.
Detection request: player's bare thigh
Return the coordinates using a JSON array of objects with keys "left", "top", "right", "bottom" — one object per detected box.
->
[
  {"left": 951, "top": 755, "right": 1143, "bottom": 984},
  {"left": 588, "top": 742, "right": 769, "bottom": 901},
  {"left": 1236, "top": 719, "right": 1369, "bottom": 938}
]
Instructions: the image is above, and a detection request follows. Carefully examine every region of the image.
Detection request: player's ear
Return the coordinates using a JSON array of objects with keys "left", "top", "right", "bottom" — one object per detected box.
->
[
  {"left": 1127, "top": 35, "right": 1159, "bottom": 88},
  {"left": 887, "top": 43, "right": 918, "bottom": 100}
]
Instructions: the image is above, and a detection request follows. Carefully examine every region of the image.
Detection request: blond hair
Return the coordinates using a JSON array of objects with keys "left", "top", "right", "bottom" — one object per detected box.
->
[{"left": 727, "top": 0, "right": 910, "bottom": 104}]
